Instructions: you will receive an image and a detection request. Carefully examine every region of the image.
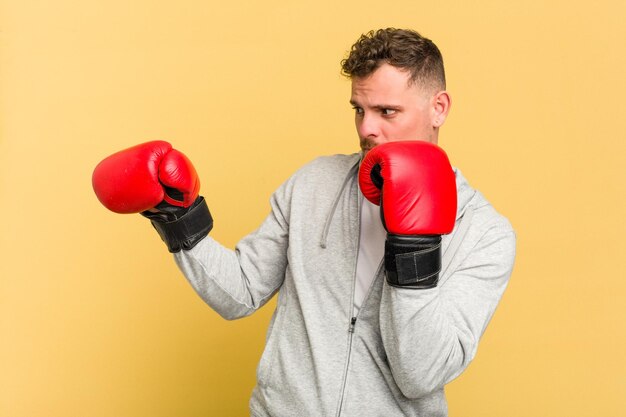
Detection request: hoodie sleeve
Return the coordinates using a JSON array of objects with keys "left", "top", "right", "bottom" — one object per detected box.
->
[
  {"left": 378, "top": 218, "right": 516, "bottom": 399},
  {"left": 172, "top": 181, "right": 292, "bottom": 321}
]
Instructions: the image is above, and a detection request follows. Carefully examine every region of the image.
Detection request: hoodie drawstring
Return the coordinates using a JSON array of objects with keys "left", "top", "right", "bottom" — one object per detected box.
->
[{"left": 320, "top": 160, "right": 360, "bottom": 248}]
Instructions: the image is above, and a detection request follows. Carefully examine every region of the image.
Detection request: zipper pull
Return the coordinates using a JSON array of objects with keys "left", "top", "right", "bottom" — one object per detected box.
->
[{"left": 349, "top": 317, "right": 357, "bottom": 333}]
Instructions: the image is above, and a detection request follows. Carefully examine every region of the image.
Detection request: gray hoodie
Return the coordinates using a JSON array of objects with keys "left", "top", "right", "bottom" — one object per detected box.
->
[{"left": 174, "top": 152, "right": 516, "bottom": 416}]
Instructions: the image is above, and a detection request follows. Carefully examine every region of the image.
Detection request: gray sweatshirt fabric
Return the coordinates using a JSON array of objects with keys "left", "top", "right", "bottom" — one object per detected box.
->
[{"left": 173, "top": 152, "right": 516, "bottom": 417}]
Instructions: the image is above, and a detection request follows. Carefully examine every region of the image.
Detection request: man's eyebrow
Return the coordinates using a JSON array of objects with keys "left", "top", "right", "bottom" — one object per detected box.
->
[
  {"left": 373, "top": 104, "right": 401, "bottom": 110},
  {"left": 349, "top": 101, "right": 401, "bottom": 110}
]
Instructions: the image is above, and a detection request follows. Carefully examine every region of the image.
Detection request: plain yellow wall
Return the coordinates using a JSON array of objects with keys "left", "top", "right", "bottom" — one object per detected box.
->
[{"left": 1, "top": 0, "right": 624, "bottom": 416}]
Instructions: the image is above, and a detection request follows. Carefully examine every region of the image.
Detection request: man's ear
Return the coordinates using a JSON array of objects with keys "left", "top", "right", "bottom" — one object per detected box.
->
[{"left": 432, "top": 91, "right": 451, "bottom": 128}]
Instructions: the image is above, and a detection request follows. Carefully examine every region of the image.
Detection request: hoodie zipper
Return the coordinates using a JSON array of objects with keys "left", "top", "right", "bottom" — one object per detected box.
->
[
  {"left": 335, "top": 254, "right": 384, "bottom": 416},
  {"left": 349, "top": 316, "right": 357, "bottom": 332},
  {"left": 336, "top": 316, "right": 357, "bottom": 417},
  {"left": 324, "top": 156, "right": 370, "bottom": 417},
  {"left": 335, "top": 169, "right": 363, "bottom": 417}
]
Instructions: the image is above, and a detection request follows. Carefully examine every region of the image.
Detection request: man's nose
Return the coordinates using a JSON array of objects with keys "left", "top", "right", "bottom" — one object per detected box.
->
[{"left": 357, "top": 113, "right": 381, "bottom": 139}]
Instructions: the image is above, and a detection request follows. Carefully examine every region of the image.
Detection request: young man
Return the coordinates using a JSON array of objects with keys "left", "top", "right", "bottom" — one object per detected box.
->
[{"left": 93, "top": 28, "right": 516, "bottom": 416}]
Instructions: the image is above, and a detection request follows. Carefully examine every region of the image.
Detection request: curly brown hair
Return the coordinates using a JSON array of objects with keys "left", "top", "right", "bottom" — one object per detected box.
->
[{"left": 341, "top": 28, "right": 446, "bottom": 92}]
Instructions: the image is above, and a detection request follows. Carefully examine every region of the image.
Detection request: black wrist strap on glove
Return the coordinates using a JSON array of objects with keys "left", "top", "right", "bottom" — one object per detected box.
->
[
  {"left": 141, "top": 197, "right": 213, "bottom": 253},
  {"left": 384, "top": 234, "right": 442, "bottom": 289}
]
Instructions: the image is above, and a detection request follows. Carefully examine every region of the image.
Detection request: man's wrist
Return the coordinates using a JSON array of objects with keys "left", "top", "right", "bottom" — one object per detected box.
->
[
  {"left": 142, "top": 197, "right": 213, "bottom": 253},
  {"left": 384, "top": 234, "right": 441, "bottom": 289}
]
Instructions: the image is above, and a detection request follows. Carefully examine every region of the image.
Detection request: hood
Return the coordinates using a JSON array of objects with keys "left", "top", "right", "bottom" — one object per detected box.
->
[{"left": 453, "top": 168, "right": 478, "bottom": 221}]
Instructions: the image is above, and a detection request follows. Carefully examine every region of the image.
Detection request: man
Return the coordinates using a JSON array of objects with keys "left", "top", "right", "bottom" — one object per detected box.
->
[{"left": 93, "top": 28, "right": 516, "bottom": 416}]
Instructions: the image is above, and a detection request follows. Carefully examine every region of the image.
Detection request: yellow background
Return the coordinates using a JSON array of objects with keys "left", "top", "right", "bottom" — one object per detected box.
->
[{"left": 1, "top": 0, "right": 624, "bottom": 416}]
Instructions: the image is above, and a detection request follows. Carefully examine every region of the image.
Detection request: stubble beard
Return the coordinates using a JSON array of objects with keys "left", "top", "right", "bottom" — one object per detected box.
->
[{"left": 360, "top": 138, "right": 378, "bottom": 153}]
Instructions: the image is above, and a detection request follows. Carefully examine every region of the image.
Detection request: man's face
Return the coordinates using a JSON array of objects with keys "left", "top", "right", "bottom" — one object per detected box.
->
[{"left": 350, "top": 63, "right": 441, "bottom": 153}]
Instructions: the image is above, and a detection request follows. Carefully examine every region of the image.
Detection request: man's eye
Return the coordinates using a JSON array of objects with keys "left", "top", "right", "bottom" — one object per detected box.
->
[
  {"left": 382, "top": 109, "right": 396, "bottom": 116},
  {"left": 353, "top": 107, "right": 364, "bottom": 115}
]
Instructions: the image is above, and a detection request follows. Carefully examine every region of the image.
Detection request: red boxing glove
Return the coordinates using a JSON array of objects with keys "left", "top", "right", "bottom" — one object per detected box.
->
[
  {"left": 93, "top": 141, "right": 212, "bottom": 253},
  {"left": 92, "top": 140, "right": 200, "bottom": 214},
  {"left": 359, "top": 141, "right": 457, "bottom": 288}
]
